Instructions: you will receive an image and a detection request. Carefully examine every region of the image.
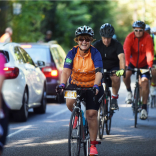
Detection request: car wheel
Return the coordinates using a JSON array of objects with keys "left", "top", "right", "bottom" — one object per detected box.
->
[
  {"left": 57, "top": 91, "right": 65, "bottom": 103},
  {"left": 13, "top": 89, "right": 29, "bottom": 122},
  {"left": 34, "top": 87, "right": 47, "bottom": 114}
]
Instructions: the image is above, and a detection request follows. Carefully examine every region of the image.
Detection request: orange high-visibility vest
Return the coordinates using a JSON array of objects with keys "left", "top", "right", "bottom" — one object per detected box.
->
[{"left": 0, "top": 33, "right": 12, "bottom": 43}]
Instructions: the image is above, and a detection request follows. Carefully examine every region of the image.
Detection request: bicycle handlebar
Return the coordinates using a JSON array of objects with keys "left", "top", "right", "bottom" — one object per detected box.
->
[
  {"left": 56, "top": 87, "right": 96, "bottom": 94},
  {"left": 128, "top": 68, "right": 152, "bottom": 79},
  {"left": 102, "top": 70, "right": 116, "bottom": 77}
]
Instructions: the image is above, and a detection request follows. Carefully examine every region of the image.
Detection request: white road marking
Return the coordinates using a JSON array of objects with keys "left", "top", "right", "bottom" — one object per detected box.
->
[
  {"left": 7, "top": 125, "right": 32, "bottom": 138},
  {"left": 47, "top": 108, "right": 68, "bottom": 119},
  {"left": 7, "top": 108, "right": 68, "bottom": 138}
]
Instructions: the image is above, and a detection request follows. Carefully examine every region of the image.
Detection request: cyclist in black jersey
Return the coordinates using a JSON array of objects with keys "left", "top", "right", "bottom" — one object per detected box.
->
[{"left": 93, "top": 23, "right": 125, "bottom": 110}]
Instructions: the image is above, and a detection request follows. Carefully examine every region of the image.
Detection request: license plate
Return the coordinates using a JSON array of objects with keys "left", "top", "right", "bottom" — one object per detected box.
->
[
  {"left": 140, "top": 69, "right": 149, "bottom": 74},
  {"left": 64, "top": 91, "right": 77, "bottom": 99}
]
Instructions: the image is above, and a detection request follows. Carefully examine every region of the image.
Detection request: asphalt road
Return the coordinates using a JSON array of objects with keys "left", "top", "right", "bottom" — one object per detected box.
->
[{"left": 2, "top": 75, "right": 156, "bottom": 156}]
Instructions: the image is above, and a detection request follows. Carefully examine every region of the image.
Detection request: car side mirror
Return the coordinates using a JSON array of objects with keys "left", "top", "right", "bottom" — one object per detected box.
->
[{"left": 37, "top": 60, "right": 45, "bottom": 67}]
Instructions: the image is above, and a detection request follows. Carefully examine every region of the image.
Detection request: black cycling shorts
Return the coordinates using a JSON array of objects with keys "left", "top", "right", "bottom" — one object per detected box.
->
[
  {"left": 127, "top": 63, "right": 150, "bottom": 79},
  {"left": 66, "top": 84, "right": 104, "bottom": 111}
]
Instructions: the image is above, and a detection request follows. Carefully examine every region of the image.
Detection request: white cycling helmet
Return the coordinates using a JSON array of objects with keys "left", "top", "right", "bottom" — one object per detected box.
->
[{"left": 151, "top": 27, "right": 156, "bottom": 33}]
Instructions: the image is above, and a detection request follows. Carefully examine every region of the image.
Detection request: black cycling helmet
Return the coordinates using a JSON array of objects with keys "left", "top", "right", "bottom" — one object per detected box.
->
[
  {"left": 145, "top": 24, "right": 151, "bottom": 31},
  {"left": 132, "top": 21, "right": 145, "bottom": 29},
  {"left": 75, "top": 25, "right": 94, "bottom": 37},
  {"left": 99, "top": 23, "right": 115, "bottom": 38}
]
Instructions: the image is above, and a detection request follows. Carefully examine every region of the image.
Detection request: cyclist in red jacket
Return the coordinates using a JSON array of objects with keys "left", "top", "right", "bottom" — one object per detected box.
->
[{"left": 123, "top": 21, "right": 154, "bottom": 120}]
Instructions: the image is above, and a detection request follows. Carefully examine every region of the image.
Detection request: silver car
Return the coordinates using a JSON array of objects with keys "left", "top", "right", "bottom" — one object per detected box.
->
[{"left": 0, "top": 42, "right": 47, "bottom": 122}]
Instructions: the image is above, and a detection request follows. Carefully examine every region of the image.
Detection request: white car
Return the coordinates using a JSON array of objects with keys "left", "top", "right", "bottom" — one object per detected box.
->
[{"left": 0, "top": 42, "right": 47, "bottom": 122}]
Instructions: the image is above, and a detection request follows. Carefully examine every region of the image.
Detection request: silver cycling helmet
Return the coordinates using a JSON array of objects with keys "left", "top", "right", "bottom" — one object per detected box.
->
[
  {"left": 151, "top": 27, "right": 156, "bottom": 33},
  {"left": 75, "top": 25, "right": 94, "bottom": 37},
  {"left": 145, "top": 24, "right": 151, "bottom": 31}
]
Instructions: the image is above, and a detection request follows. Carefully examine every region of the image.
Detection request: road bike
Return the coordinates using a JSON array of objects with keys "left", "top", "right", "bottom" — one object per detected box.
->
[
  {"left": 129, "top": 68, "right": 151, "bottom": 128},
  {"left": 98, "top": 70, "right": 115, "bottom": 139},
  {"left": 57, "top": 87, "right": 101, "bottom": 156}
]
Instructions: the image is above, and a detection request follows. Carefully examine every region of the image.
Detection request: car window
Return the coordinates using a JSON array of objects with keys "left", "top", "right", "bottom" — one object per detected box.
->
[
  {"left": 18, "top": 47, "right": 35, "bottom": 66},
  {"left": 23, "top": 47, "right": 52, "bottom": 64},
  {"left": 0, "top": 51, "right": 9, "bottom": 63},
  {"left": 50, "top": 46, "right": 66, "bottom": 69},
  {"left": 14, "top": 46, "right": 25, "bottom": 63}
]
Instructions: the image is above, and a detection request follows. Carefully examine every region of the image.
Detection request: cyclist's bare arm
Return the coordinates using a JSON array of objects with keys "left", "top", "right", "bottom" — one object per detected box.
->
[
  {"left": 60, "top": 68, "right": 71, "bottom": 84},
  {"left": 94, "top": 68, "right": 103, "bottom": 95},
  {"left": 118, "top": 53, "right": 125, "bottom": 70}
]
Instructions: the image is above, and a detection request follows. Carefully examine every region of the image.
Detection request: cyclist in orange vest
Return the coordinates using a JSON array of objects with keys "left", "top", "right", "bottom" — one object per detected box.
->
[{"left": 0, "top": 27, "right": 13, "bottom": 43}]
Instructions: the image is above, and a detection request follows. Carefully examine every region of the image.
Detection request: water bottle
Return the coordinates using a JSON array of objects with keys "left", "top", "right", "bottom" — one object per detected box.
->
[
  {"left": 81, "top": 101, "right": 86, "bottom": 126},
  {"left": 81, "top": 110, "right": 85, "bottom": 126}
]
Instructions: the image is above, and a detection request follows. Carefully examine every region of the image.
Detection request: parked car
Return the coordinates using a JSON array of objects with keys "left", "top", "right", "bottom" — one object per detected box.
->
[
  {"left": 21, "top": 41, "right": 66, "bottom": 103},
  {"left": 0, "top": 42, "right": 47, "bottom": 122}
]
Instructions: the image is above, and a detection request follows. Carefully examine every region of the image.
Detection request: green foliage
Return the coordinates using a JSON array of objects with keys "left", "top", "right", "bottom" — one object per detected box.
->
[
  {"left": 3, "top": 0, "right": 156, "bottom": 51},
  {"left": 9, "top": 0, "right": 51, "bottom": 42},
  {"left": 0, "top": 1, "right": 9, "bottom": 36}
]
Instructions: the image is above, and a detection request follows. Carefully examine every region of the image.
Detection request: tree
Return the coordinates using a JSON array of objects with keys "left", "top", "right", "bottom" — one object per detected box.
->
[
  {"left": 9, "top": 0, "right": 51, "bottom": 42},
  {"left": 0, "top": 1, "right": 9, "bottom": 36}
]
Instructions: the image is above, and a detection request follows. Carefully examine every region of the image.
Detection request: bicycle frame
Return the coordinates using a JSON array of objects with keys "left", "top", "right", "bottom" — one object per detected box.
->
[{"left": 102, "top": 70, "right": 115, "bottom": 134}]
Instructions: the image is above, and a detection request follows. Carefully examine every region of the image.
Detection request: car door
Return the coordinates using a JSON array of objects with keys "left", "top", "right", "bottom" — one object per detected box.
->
[
  {"left": 14, "top": 46, "right": 33, "bottom": 103},
  {"left": 19, "top": 47, "right": 43, "bottom": 103}
]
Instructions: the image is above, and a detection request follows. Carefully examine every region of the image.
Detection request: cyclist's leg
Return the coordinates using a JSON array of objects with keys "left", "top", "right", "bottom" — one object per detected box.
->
[
  {"left": 140, "top": 77, "right": 149, "bottom": 104},
  {"left": 86, "top": 110, "right": 98, "bottom": 141},
  {"left": 140, "top": 72, "right": 150, "bottom": 120},
  {"left": 109, "top": 66, "right": 120, "bottom": 110},
  {"left": 85, "top": 86, "right": 104, "bottom": 155},
  {"left": 123, "top": 63, "right": 133, "bottom": 103},
  {"left": 66, "top": 99, "right": 76, "bottom": 112}
]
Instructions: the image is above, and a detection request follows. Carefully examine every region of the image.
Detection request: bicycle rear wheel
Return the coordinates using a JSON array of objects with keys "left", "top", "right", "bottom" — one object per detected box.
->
[
  {"left": 68, "top": 108, "right": 81, "bottom": 156},
  {"left": 98, "top": 98, "right": 105, "bottom": 139},
  {"left": 106, "top": 92, "right": 112, "bottom": 135}
]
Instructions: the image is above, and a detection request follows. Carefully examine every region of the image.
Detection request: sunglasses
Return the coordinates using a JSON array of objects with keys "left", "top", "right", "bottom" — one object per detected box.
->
[
  {"left": 134, "top": 29, "right": 144, "bottom": 32},
  {"left": 79, "top": 38, "right": 90, "bottom": 42}
]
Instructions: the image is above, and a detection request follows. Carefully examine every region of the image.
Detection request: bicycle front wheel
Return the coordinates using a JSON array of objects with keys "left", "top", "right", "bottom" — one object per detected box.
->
[
  {"left": 134, "top": 87, "right": 139, "bottom": 128},
  {"left": 106, "top": 95, "right": 112, "bottom": 135},
  {"left": 83, "top": 120, "right": 90, "bottom": 156},
  {"left": 98, "top": 98, "right": 105, "bottom": 139},
  {"left": 68, "top": 108, "right": 81, "bottom": 156}
]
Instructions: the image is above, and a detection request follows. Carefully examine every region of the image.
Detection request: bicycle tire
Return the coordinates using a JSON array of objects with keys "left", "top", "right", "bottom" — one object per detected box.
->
[
  {"left": 134, "top": 87, "right": 139, "bottom": 128},
  {"left": 83, "top": 120, "right": 90, "bottom": 156},
  {"left": 151, "top": 96, "right": 154, "bottom": 108},
  {"left": 155, "top": 96, "right": 156, "bottom": 107},
  {"left": 68, "top": 108, "right": 81, "bottom": 156},
  {"left": 106, "top": 92, "right": 112, "bottom": 135},
  {"left": 98, "top": 98, "right": 105, "bottom": 139}
]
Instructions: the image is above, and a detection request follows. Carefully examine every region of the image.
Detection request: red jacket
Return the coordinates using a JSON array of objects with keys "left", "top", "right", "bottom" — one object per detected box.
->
[{"left": 123, "top": 31, "right": 154, "bottom": 68}]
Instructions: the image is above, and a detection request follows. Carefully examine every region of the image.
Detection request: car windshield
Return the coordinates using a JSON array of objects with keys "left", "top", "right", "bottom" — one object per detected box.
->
[{"left": 24, "top": 47, "right": 51, "bottom": 63}]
